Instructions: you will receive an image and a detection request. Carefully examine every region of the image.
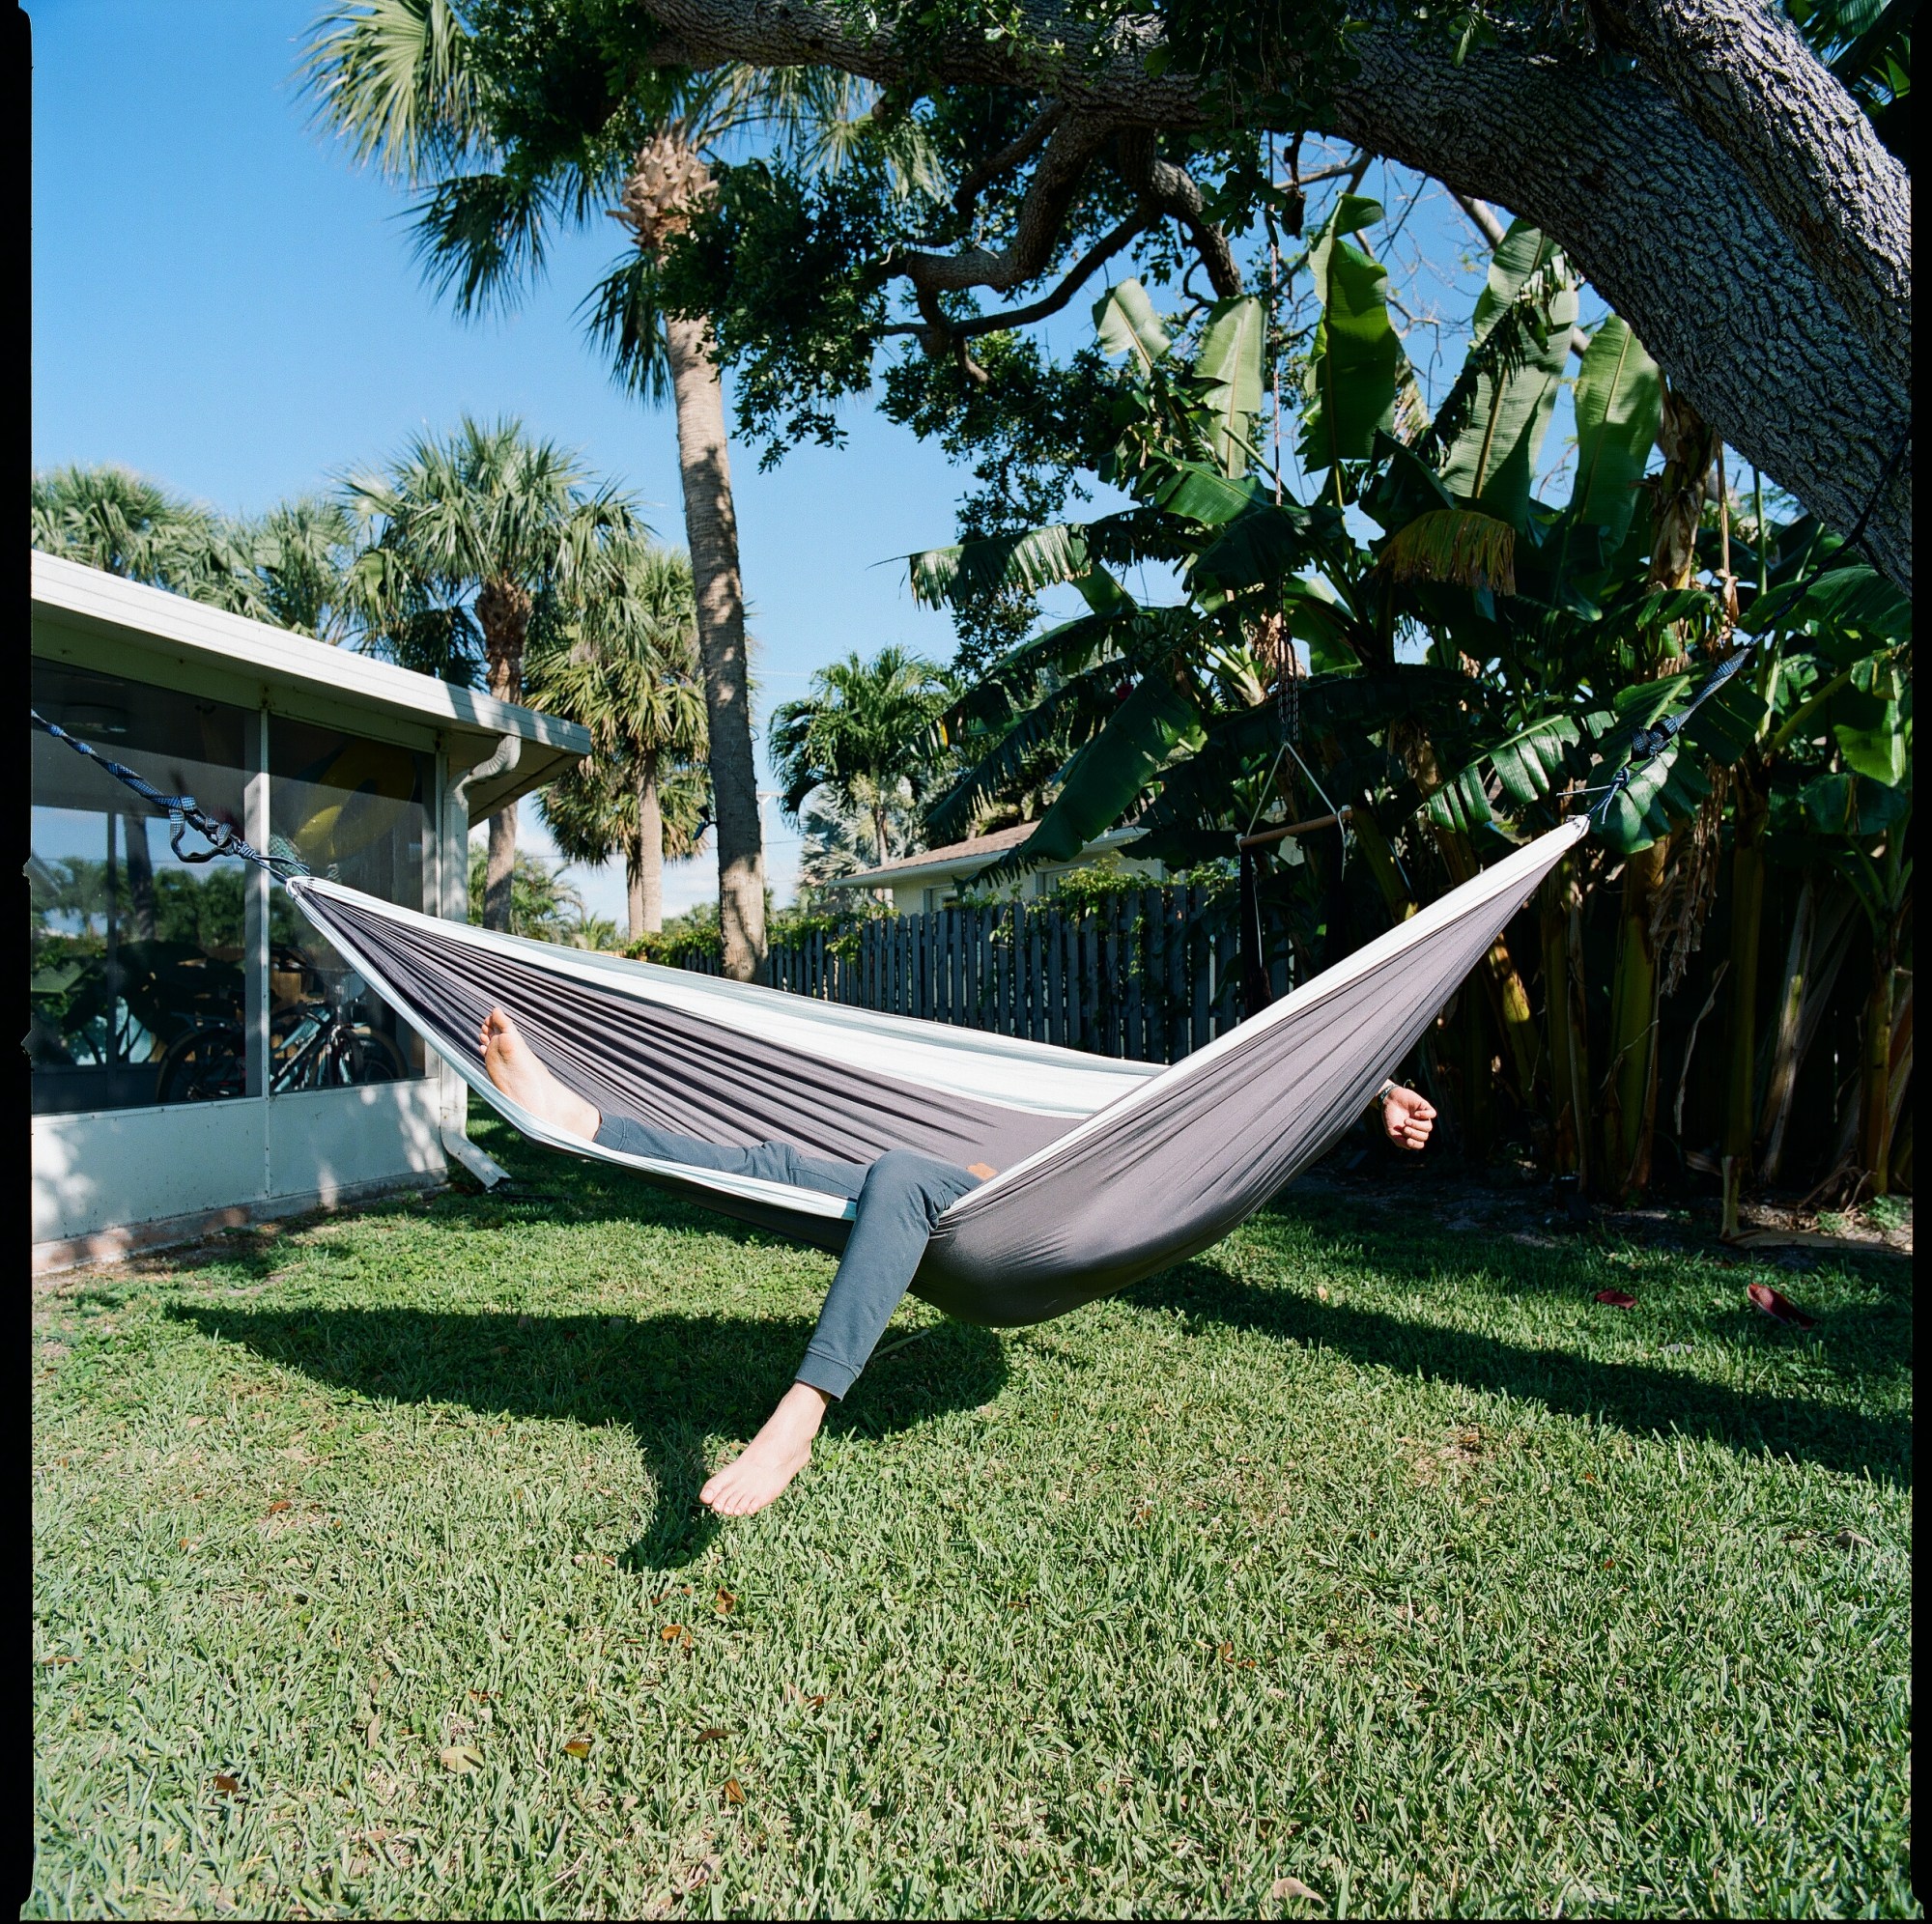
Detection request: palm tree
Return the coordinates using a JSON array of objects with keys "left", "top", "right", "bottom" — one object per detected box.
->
[
  {"left": 527, "top": 541, "right": 712, "bottom": 938},
  {"left": 32, "top": 464, "right": 216, "bottom": 581},
  {"left": 32, "top": 466, "right": 363, "bottom": 639},
  {"left": 769, "top": 647, "right": 956, "bottom": 868},
  {"left": 345, "top": 414, "right": 636, "bottom": 929},
  {"left": 302, "top": 2, "right": 935, "bottom": 979},
  {"left": 245, "top": 495, "right": 360, "bottom": 642}
]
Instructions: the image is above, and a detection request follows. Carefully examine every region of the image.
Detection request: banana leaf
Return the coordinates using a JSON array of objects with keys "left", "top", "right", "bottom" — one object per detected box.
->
[
  {"left": 1570, "top": 317, "right": 1662, "bottom": 543},
  {"left": 979, "top": 676, "right": 1206, "bottom": 882},
  {"left": 1298, "top": 195, "right": 1400, "bottom": 471}
]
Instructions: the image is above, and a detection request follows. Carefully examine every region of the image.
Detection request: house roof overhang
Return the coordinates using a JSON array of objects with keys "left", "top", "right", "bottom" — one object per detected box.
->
[
  {"left": 823, "top": 824, "right": 1147, "bottom": 891},
  {"left": 31, "top": 552, "right": 591, "bottom": 823}
]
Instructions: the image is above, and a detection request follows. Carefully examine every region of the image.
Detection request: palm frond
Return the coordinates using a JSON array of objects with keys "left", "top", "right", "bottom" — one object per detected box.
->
[
  {"left": 579, "top": 253, "right": 673, "bottom": 405},
  {"left": 300, "top": 0, "right": 485, "bottom": 181},
  {"left": 1373, "top": 509, "right": 1518, "bottom": 597}
]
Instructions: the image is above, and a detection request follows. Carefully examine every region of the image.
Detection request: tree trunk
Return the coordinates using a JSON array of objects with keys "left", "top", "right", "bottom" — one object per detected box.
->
[
  {"left": 1433, "top": 826, "right": 1541, "bottom": 1105},
  {"left": 476, "top": 576, "right": 532, "bottom": 935},
  {"left": 1719, "top": 779, "right": 1767, "bottom": 1234},
  {"left": 641, "top": 0, "right": 1913, "bottom": 591},
  {"left": 638, "top": 751, "right": 665, "bottom": 936},
  {"left": 1605, "top": 383, "right": 1715, "bottom": 1201},
  {"left": 1755, "top": 870, "right": 1817, "bottom": 1182},
  {"left": 664, "top": 313, "right": 767, "bottom": 983},
  {"left": 626, "top": 850, "right": 646, "bottom": 947},
  {"left": 1857, "top": 926, "right": 1901, "bottom": 1197},
  {"left": 873, "top": 801, "right": 891, "bottom": 867},
  {"left": 1541, "top": 855, "right": 1588, "bottom": 1184},
  {"left": 1603, "top": 841, "right": 1668, "bottom": 1202}
]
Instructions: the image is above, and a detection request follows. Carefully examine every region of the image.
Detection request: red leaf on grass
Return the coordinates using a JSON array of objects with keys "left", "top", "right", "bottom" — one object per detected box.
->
[
  {"left": 1747, "top": 1282, "right": 1816, "bottom": 1330},
  {"left": 1594, "top": 1289, "right": 1637, "bottom": 1309}
]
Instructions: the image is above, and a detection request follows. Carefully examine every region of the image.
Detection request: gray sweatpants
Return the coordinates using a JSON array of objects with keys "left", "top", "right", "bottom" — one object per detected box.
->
[{"left": 592, "top": 1118, "right": 981, "bottom": 1399}]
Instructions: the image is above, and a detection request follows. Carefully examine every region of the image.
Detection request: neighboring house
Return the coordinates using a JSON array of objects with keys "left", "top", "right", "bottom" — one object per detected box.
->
[
  {"left": 822, "top": 823, "right": 1162, "bottom": 916},
  {"left": 29, "top": 552, "right": 590, "bottom": 1272}
]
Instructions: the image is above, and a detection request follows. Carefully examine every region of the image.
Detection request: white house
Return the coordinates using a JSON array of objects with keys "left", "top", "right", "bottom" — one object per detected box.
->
[
  {"left": 820, "top": 823, "right": 1163, "bottom": 916},
  {"left": 30, "top": 552, "right": 591, "bottom": 1273}
]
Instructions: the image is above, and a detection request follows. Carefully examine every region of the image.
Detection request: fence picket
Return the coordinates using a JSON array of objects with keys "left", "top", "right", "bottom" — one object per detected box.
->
[{"left": 666, "top": 881, "right": 1248, "bottom": 1060}]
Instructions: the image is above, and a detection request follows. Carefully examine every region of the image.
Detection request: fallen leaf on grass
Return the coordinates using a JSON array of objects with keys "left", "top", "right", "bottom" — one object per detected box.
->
[
  {"left": 722, "top": 1778, "right": 746, "bottom": 1805},
  {"left": 1727, "top": 1228, "right": 1884, "bottom": 1254},
  {"left": 1835, "top": 1529, "right": 1874, "bottom": 1550},
  {"left": 715, "top": 1587, "right": 736, "bottom": 1615},
  {"left": 265, "top": 1500, "right": 293, "bottom": 1514},
  {"left": 661, "top": 1624, "right": 685, "bottom": 1643},
  {"left": 1316, "top": 1286, "right": 1329, "bottom": 1301},
  {"left": 1594, "top": 1289, "right": 1637, "bottom": 1309},
  {"left": 439, "top": 1744, "right": 484, "bottom": 1773},
  {"left": 1272, "top": 1874, "right": 1321, "bottom": 1902},
  {"left": 40, "top": 1655, "right": 74, "bottom": 1667},
  {"left": 1747, "top": 1282, "right": 1816, "bottom": 1330},
  {"left": 696, "top": 1727, "right": 726, "bottom": 1743},
  {"left": 562, "top": 1739, "right": 592, "bottom": 1760},
  {"left": 212, "top": 1774, "right": 241, "bottom": 1797}
]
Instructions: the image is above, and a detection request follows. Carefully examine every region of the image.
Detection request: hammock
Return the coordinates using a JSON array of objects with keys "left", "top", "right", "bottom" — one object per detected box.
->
[{"left": 286, "top": 816, "right": 1588, "bottom": 1328}]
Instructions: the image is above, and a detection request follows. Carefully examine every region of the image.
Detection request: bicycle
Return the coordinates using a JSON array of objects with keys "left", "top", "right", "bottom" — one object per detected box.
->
[{"left": 155, "top": 976, "right": 409, "bottom": 1103}]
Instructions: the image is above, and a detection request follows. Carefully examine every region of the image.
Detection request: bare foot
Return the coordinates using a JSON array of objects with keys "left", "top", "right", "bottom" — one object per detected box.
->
[
  {"left": 699, "top": 1383, "right": 831, "bottom": 1516},
  {"left": 477, "top": 1006, "right": 601, "bottom": 1140}
]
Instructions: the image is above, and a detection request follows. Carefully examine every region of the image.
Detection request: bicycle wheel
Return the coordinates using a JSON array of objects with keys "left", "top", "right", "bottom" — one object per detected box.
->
[
  {"left": 347, "top": 1028, "right": 410, "bottom": 1084},
  {"left": 156, "top": 1024, "right": 246, "bottom": 1103}
]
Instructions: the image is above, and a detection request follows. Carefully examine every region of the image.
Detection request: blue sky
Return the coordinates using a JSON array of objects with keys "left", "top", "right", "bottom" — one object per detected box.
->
[{"left": 31, "top": 1, "right": 1544, "bottom": 923}]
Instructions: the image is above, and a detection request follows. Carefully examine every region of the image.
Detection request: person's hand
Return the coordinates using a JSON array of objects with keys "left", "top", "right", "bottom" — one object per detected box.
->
[{"left": 1382, "top": 1085, "right": 1436, "bottom": 1151}]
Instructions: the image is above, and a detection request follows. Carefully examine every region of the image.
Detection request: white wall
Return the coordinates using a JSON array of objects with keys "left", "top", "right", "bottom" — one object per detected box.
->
[{"left": 33, "top": 1080, "right": 446, "bottom": 1250}]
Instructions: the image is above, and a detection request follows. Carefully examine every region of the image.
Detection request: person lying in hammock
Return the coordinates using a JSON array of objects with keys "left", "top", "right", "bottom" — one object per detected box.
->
[{"left": 478, "top": 1004, "right": 1437, "bottom": 1515}]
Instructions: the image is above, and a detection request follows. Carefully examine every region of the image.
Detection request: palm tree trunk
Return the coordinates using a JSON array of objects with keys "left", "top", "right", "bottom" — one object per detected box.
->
[
  {"left": 664, "top": 314, "right": 766, "bottom": 982},
  {"left": 638, "top": 751, "right": 665, "bottom": 936},
  {"left": 626, "top": 851, "right": 646, "bottom": 947},
  {"left": 477, "top": 577, "right": 531, "bottom": 935}
]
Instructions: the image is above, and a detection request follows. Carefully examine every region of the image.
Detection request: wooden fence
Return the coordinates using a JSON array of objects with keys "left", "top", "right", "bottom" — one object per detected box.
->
[{"left": 676, "top": 886, "right": 1286, "bottom": 1064}]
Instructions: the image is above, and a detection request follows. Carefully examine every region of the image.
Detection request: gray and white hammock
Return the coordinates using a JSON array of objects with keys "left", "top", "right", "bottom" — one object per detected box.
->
[{"left": 286, "top": 816, "right": 1587, "bottom": 1328}]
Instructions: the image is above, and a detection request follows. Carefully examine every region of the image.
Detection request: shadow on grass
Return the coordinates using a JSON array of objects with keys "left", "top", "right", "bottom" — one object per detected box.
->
[
  {"left": 1129, "top": 1258, "right": 1913, "bottom": 1486},
  {"left": 172, "top": 1302, "right": 1006, "bottom": 1570}
]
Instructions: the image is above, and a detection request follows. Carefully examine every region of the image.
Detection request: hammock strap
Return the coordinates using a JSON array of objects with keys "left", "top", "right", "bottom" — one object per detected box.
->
[{"left": 31, "top": 709, "right": 310, "bottom": 880}]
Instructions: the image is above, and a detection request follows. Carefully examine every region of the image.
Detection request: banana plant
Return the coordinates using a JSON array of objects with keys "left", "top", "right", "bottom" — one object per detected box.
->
[{"left": 903, "top": 215, "right": 1908, "bottom": 1204}]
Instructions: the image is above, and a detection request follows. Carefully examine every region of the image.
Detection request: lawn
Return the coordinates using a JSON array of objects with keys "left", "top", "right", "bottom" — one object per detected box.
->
[{"left": 31, "top": 1118, "right": 1913, "bottom": 1919}]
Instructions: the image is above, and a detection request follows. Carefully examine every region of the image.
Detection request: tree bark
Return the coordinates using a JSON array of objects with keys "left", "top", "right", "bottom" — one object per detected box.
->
[
  {"left": 476, "top": 576, "right": 532, "bottom": 934},
  {"left": 638, "top": 750, "right": 665, "bottom": 935},
  {"left": 1592, "top": 0, "right": 1910, "bottom": 400},
  {"left": 636, "top": 0, "right": 1912, "bottom": 591},
  {"left": 664, "top": 313, "right": 767, "bottom": 982}
]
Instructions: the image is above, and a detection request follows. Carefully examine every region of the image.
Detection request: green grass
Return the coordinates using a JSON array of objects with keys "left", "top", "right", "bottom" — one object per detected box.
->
[{"left": 32, "top": 1119, "right": 1913, "bottom": 1918}]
